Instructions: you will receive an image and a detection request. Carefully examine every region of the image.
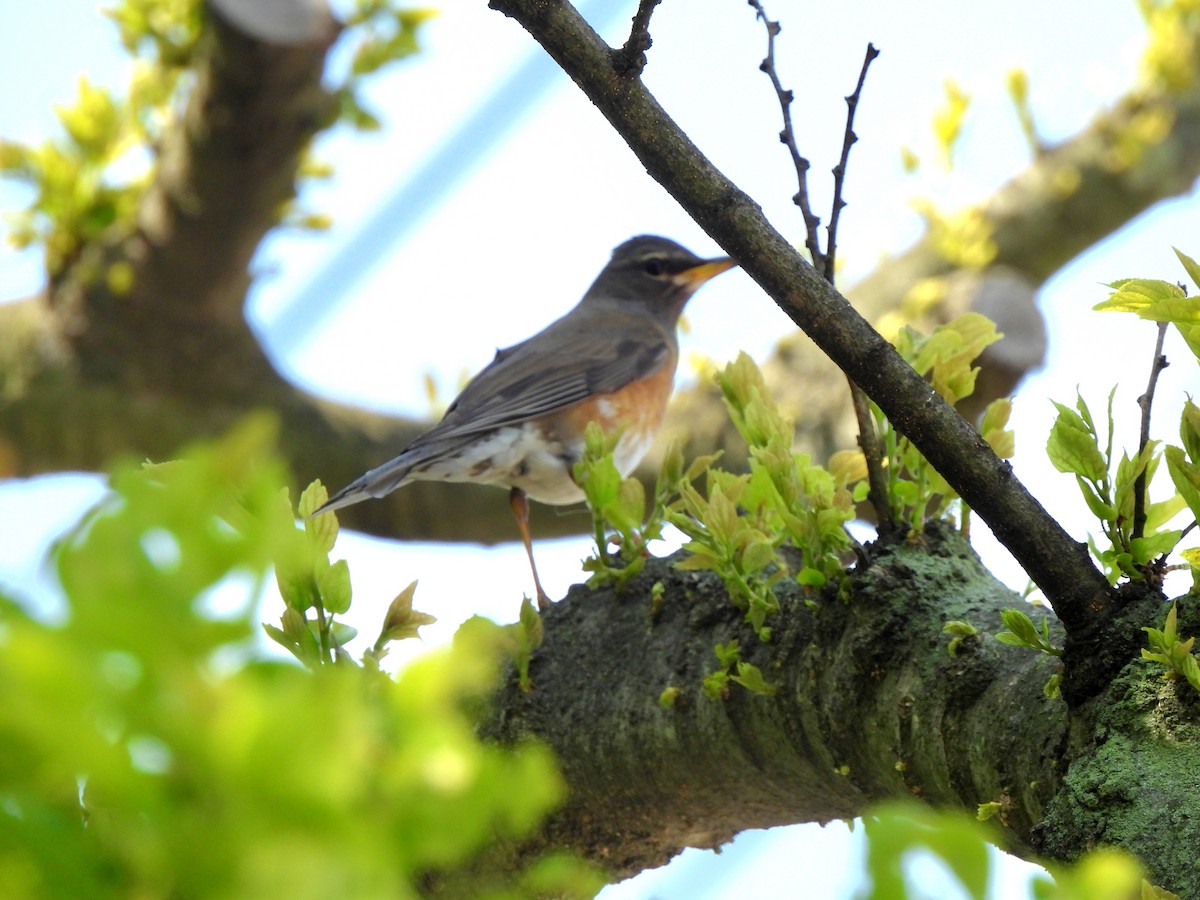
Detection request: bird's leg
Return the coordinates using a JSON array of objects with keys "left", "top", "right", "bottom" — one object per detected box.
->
[{"left": 509, "top": 486, "right": 551, "bottom": 611}]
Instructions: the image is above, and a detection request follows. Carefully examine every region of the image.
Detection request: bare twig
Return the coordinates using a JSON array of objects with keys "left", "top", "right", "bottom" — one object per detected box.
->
[
  {"left": 825, "top": 43, "right": 879, "bottom": 282},
  {"left": 613, "top": 0, "right": 662, "bottom": 76},
  {"left": 748, "top": 0, "right": 823, "bottom": 269},
  {"left": 748, "top": 9, "right": 887, "bottom": 528},
  {"left": 1133, "top": 321, "right": 1170, "bottom": 541},
  {"left": 852, "top": 382, "right": 895, "bottom": 533}
]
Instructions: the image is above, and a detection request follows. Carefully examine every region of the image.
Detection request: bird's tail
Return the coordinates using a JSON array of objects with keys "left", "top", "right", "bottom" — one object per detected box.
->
[{"left": 310, "top": 454, "right": 417, "bottom": 518}]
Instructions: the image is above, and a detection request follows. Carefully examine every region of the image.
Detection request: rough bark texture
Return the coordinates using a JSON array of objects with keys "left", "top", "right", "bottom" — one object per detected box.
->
[
  {"left": 5, "top": 1, "right": 1200, "bottom": 894},
  {"left": 484, "top": 526, "right": 1070, "bottom": 876},
  {"left": 481, "top": 526, "right": 1197, "bottom": 896}
]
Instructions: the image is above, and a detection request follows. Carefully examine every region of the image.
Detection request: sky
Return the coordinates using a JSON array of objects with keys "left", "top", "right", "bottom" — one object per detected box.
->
[{"left": 2, "top": 0, "right": 1198, "bottom": 897}]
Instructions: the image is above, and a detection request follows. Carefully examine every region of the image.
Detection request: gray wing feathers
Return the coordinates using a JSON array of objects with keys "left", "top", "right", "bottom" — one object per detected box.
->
[{"left": 313, "top": 311, "right": 672, "bottom": 516}]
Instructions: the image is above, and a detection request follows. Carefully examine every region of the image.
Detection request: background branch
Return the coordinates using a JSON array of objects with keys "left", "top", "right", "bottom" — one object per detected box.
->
[{"left": 2, "top": 3, "right": 1199, "bottom": 557}]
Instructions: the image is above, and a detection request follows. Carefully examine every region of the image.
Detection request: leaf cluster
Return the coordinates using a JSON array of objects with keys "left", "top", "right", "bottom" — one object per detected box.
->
[
  {"left": 267, "top": 481, "right": 436, "bottom": 669},
  {"left": 861, "top": 801, "right": 1173, "bottom": 900},
  {"left": 877, "top": 313, "right": 1015, "bottom": 533},
  {"left": 700, "top": 640, "right": 777, "bottom": 701},
  {"left": 0, "top": 0, "right": 435, "bottom": 272},
  {"left": 1050, "top": 248, "right": 1200, "bottom": 584},
  {"left": 671, "top": 353, "right": 856, "bottom": 636},
  {"left": 572, "top": 421, "right": 691, "bottom": 593},
  {"left": 1141, "top": 602, "right": 1200, "bottom": 693},
  {"left": 994, "top": 608, "right": 1064, "bottom": 698},
  {"left": 0, "top": 418, "right": 598, "bottom": 897}
]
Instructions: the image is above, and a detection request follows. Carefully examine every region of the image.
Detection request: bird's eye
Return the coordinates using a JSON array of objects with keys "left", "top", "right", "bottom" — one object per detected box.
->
[{"left": 643, "top": 258, "right": 666, "bottom": 276}]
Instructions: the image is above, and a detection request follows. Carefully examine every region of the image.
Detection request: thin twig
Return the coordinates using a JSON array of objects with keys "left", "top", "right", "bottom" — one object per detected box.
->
[
  {"left": 747, "top": 5, "right": 888, "bottom": 532},
  {"left": 825, "top": 43, "right": 879, "bottom": 282},
  {"left": 748, "top": 0, "right": 823, "bottom": 269},
  {"left": 852, "top": 382, "right": 895, "bottom": 532},
  {"left": 1132, "top": 320, "right": 1169, "bottom": 541},
  {"left": 613, "top": 0, "right": 662, "bottom": 76}
]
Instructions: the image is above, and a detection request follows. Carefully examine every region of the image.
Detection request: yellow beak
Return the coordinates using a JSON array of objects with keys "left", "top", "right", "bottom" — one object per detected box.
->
[{"left": 674, "top": 257, "right": 737, "bottom": 289}]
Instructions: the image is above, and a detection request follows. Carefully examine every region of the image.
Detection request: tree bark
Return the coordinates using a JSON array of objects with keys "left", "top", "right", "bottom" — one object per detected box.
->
[{"left": 481, "top": 526, "right": 1194, "bottom": 896}]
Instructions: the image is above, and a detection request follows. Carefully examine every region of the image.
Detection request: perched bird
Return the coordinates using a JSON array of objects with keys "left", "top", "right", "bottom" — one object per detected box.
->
[{"left": 315, "top": 235, "right": 736, "bottom": 608}]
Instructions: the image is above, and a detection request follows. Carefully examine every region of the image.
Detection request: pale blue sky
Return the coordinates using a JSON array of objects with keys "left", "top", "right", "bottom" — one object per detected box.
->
[{"left": 2, "top": 1, "right": 1197, "bottom": 896}]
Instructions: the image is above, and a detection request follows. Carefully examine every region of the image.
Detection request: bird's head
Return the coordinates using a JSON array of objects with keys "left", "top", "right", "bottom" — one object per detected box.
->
[{"left": 585, "top": 234, "right": 736, "bottom": 321}]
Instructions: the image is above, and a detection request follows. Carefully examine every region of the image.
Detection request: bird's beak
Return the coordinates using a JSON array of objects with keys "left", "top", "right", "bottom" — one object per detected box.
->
[{"left": 674, "top": 256, "right": 737, "bottom": 289}]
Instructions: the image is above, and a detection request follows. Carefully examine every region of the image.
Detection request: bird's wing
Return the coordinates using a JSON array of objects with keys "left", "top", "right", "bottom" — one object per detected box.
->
[
  {"left": 418, "top": 312, "right": 674, "bottom": 445},
  {"left": 313, "top": 311, "right": 673, "bottom": 515}
]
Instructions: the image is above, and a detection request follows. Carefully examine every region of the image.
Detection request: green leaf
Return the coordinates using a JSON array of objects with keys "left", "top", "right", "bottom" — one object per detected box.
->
[
  {"left": 1047, "top": 402, "right": 1107, "bottom": 481},
  {"left": 1166, "top": 446, "right": 1200, "bottom": 521},
  {"left": 862, "top": 801, "right": 992, "bottom": 900},
  {"left": 373, "top": 580, "right": 436, "bottom": 650},
  {"left": 1174, "top": 247, "right": 1200, "bottom": 293},
  {"left": 1076, "top": 476, "right": 1117, "bottom": 523},
  {"left": 317, "top": 558, "right": 353, "bottom": 615},
  {"left": 999, "top": 609, "right": 1039, "bottom": 644},
  {"left": 702, "top": 670, "right": 730, "bottom": 701},
  {"left": 1130, "top": 530, "right": 1182, "bottom": 565},
  {"left": 943, "top": 620, "right": 978, "bottom": 637},
  {"left": 713, "top": 640, "right": 741, "bottom": 669},
  {"left": 731, "top": 661, "right": 778, "bottom": 696},
  {"left": 658, "top": 686, "right": 682, "bottom": 708},
  {"left": 1094, "top": 278, "right": 1185, "bottom": 312},
  {"left": 1180, "top": 399, "right": 1200, "bottom": 464}
]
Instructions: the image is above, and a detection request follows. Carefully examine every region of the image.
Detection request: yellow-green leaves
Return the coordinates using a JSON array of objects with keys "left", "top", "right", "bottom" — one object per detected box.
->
[
  {"left": 1166, "top": 413, "right": 1200, "bottom": 590},
  {"left": 2, "top": 0, "right": 434, "bottom": 271},
  {"left": 880, "top": 314, "right": 1013, "bottom": 532},
  {"left": 701, "top": 640, "right": 777, "bottom": 701},
  {"left": 933, "top": 79, "right": 971, "bottom": 169},
  {"left": 573, "top": 422, "right": 659, "bottom": 593},
  {"left": 1095, "top": 249, "right": 1200, "bottom": 363},
  {"left": 1139, "top": 0, "right": 1200, "bottom": 92},
  {"left": 510, "top": 597, "right": 544, "bottom": 694},
  {"left": 994, "top": 610, "right": 1065, "bottom": 698},
  {"left": 1, "top": 419, "right": 596, "bottom": 897},
  {"left": 1047, "top": 388, "right": 1183, "bottom": 582},
  {"left": 268, "top": 481, "right": 435, "bottom": 668},
  {"left": 339, "top": 4, "right": 437, "bottom": 130},
  {"left": 943, "top": 620, "right": 978, "bottom": 657},
  {"left": 1047, "top": 395, "right": 1111, "bottom": 487},
  {"left": 1007, "top": 68, "right": 1042, "bottom": 153},
  {"left": 670, "top": 354, "right": 854, "bottom": 636},
  {"left": 996, "top": 609, "right": 1062, "bottom": 658},
  {"left": 1081, "top": 250, "right": 1200, "bottom": 585},
  {"left": 369, "top": 580, "right": 437, "bottom": 662},
  {"left": 1141, "top": 602, "right": 1200, "bottom": 694},
  {"left": 861, "top": 802, "right": 994, "bottom": 899}
]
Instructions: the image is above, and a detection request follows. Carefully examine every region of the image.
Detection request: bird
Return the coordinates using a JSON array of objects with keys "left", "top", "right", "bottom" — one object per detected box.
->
[{"left": 314, "top": 235, "right": 736, "bottom": 609}]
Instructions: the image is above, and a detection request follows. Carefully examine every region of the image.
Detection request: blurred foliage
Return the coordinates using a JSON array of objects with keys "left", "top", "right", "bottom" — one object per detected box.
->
[
  {"left": 860, "top": 801, "right": 1173, "bottom": 900},
  {"left": 0, "top": 416, "right": 599, "bottom": 898},
  {"left": 0, "top": 0, "right": 432, "bottom": 277}
]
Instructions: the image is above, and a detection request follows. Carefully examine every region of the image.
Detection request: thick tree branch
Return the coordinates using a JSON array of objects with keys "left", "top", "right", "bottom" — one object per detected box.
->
[
  {"left": 483, "top": 528, "right": 1068, "bottom": 877},
  {"left": 487, "top": 0, "right": 1113, "bottom": 644}
]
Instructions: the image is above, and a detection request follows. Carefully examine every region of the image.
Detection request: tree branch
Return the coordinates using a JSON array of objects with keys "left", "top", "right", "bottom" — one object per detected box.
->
[
  {"left": 612, "top": 0, "right": 661, "bottom": 76},
  {"left": 1133, "top": 321, "right": 1169, "bottom": 542},
  {"left": 826, "top": 42, "right": 879, "bottom": 282},
  {"left": 483, "top": 527, "right": 1068, "bottom": 877},
  {"left": 6, "top": 0, "right": 1200, "bottom": 564},
  {"left": 487, "top": 0, "right": 1113, "bottom": 646}
]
